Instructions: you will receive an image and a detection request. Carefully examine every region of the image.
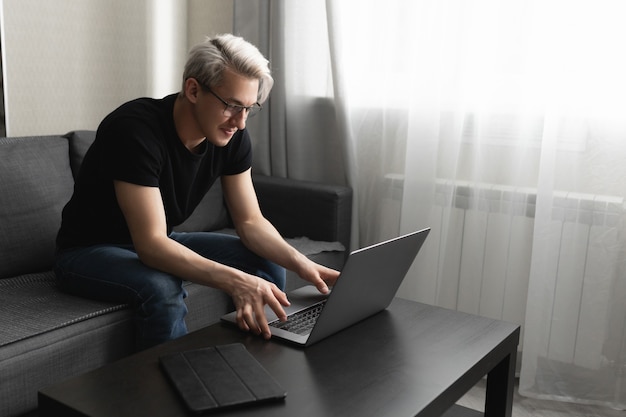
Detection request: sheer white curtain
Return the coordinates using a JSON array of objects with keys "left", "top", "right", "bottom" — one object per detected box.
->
[{"left": 236, "top": 0, "right": 626, "bottom": 408}]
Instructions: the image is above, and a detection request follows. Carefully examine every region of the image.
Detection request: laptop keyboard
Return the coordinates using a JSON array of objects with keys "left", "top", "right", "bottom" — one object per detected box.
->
[{"left": 269, "top": 300, "right": 327, "bottom": 335}]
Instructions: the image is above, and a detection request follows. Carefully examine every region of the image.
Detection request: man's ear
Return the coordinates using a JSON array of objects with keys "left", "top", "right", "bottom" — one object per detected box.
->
[{"left": 184, "top": 78, "right": 201, "bottom": 103}]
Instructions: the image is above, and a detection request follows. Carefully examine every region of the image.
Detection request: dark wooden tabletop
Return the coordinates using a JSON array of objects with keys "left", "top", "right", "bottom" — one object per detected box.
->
[{"left": 39, "top": 298, "right": 519, "bottom": 417}]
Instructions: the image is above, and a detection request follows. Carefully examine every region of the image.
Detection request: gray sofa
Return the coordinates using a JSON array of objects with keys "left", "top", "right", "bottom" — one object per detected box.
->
[{"left": 0, "top": 130, "right": 352, "bottom": 417}]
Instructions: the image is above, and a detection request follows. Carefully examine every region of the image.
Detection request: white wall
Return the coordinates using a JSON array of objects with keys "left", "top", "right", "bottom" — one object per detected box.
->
[
  {"left": 187, "top": 0, "right": 234, "bottom": 46},
  {"left": 0, "top": 0, "right": 233, "bottom": 136}
]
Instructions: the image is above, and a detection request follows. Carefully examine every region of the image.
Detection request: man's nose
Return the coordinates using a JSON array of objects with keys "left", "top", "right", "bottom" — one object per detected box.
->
[{"left": 231, "top": 110, "right": 247, "bottom": 130}]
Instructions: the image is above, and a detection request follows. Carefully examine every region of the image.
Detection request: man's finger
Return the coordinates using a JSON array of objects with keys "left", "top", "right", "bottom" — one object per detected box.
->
[
  {"left": 267, "top": 288, "right": 289, "bottom": 322},
  {"left": 315, "top": 279, "right": 330, "bottom": 294},
  {"left": 239, "top": 304, "right": 262, "bottom": 335},
  {"left": 252, "top": 302, "right": 273, "bottom": 339}
]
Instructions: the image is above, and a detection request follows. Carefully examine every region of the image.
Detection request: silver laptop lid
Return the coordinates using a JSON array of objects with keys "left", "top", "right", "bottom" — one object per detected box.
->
[{"left": 306, "top": 228, "right": 430, "bottom": 345}]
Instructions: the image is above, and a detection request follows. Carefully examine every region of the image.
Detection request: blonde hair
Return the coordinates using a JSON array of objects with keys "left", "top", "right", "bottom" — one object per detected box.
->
[{"left": 181, "top": 34, "right": 274, "bottom": 103}]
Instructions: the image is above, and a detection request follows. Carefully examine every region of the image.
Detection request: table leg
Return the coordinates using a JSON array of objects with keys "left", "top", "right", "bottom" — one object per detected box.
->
[{"left": 484, "top": 350, "right": 516, "bottom": 417}]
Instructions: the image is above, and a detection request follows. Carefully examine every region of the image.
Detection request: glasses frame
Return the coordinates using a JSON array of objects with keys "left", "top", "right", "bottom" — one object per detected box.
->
[{"left": 199, "top": 82, "right": 262, "bottom": 118}]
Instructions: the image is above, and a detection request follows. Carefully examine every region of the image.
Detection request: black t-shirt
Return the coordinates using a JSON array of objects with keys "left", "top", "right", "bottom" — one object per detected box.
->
[{"left": 56, "top": 94, "right": 252, "bottom": 249}]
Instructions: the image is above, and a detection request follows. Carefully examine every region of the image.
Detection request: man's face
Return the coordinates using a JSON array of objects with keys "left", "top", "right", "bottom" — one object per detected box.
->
[{"left": 194, "top": 69, "right": 259, "bottom": 147}]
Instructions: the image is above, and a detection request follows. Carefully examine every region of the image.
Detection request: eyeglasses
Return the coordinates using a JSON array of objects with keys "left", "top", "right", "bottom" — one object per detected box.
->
[{"left": 201, "top": 84, "right": 262, "bottom": 119}]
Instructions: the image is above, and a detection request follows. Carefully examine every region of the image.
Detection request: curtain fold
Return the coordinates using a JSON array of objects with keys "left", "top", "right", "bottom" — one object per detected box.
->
[
  {"left": 234, "top": 0, "right": 346, "bottom": 186},
  {"left": 233, "top": 0, "right": 276, "bottom": 176},
  {"left": 236, "top": 0, "right": 626, "bottom": 409}
]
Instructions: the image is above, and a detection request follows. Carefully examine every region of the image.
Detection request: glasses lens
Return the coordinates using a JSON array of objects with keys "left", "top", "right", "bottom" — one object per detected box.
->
[
  {"left": 222, "top": 106, "right": 240, "bottom": 118},
  {"left": 223, "top": 104, "right": 262, "bottom": 118},
  {"left": 247, "top": 104, "right": 262, "bottom": 118}
]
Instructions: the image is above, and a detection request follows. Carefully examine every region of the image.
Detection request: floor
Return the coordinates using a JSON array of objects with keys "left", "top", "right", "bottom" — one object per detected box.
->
[{"left": 456, "top": 379, "right": 625, "bottom": 417}]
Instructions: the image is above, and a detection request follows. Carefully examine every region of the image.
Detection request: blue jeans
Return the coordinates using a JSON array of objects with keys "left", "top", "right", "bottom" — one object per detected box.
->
[{"left": 54, "top": 232, "right": 286, "bottom": 350}]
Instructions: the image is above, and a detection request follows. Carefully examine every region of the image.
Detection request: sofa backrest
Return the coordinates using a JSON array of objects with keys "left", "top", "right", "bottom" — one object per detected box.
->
[
  {"left": 0, "top": 136, "right": 74, "bottom": 279},
  {"left": 65, "top": 130, "right": 97, "bottom": 177}
]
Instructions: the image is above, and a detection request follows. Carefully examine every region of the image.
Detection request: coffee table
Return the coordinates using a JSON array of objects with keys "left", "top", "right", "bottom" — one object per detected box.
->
[{"left": 39, "top": 297, "right": 519, "bottom": 417}]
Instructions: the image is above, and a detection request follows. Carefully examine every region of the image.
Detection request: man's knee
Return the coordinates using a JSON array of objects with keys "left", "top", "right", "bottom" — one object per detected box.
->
[
  {"left": 134, "top": 275, "right": 189, "bottom": 349},
  {"left": 138, "top": 275, "right": 188, "bottom": 311}
]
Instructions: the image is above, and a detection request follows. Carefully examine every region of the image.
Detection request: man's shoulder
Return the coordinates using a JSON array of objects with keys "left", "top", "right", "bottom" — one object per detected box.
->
[
  {"left": 107, "top": 94, "right": 176, "bottom": 122},
  {"left": 97, "top": 94, "right": 177, "bottom": 139}
]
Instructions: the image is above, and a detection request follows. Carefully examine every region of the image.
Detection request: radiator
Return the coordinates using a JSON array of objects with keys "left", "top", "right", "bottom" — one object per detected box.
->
[{"left": 393, "top": 178, "right": 624, "bottom": 369}]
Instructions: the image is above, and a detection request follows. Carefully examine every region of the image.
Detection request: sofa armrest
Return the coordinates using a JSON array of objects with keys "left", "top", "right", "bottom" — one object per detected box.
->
[{"left": 252, "top": 174, "right": 352, "bottom": 252}]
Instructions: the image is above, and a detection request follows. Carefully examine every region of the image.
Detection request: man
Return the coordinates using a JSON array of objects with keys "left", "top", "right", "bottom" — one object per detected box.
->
[{"left": 55, "top": 34, "right": 339, "bottom": 350}]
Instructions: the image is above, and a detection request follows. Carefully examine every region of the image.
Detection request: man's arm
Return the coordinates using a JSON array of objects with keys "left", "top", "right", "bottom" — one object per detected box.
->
[
  {"left": 113, "top": 179, "right": 289, "bottom": 338},
  {"left": 221, "top": 168, "right": 340, "bottom": 292}
]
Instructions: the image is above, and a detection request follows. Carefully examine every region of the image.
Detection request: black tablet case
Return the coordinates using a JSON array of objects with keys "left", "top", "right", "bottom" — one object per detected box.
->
[{"left": 159, "top": 343, "right": 286, "bottom": 414}]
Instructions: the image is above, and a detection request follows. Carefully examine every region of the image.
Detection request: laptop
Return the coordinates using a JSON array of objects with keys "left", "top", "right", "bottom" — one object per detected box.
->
[{"left": 221, "top": 228, "right": 430, "bottom": 347}]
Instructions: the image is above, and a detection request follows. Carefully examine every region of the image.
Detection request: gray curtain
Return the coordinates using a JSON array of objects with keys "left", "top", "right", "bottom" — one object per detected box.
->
[{"left": 233, "top": 0, "right": 347, "bottom": 187}]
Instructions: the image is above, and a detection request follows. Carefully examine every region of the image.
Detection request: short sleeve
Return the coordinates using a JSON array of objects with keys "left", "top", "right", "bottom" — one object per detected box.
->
[
  {"left": 99, "top": 121, "right": 165, "bottom": 187},
  {"left": 221, "top": 129, "right": 253, "bottom": 175}
]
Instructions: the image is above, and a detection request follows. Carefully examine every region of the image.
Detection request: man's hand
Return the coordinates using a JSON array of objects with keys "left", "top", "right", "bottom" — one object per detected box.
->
[
  {"left": 297, "top": 259, "right": 340, "bottom": 295},
  {"left": 230, "top": 274, "right": 290, "bottom": 339}
]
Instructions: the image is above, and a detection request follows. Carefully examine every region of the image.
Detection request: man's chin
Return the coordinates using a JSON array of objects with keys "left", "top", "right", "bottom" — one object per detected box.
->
[{"left": 208, "top": 134, "right": 234, "bottom": 147}]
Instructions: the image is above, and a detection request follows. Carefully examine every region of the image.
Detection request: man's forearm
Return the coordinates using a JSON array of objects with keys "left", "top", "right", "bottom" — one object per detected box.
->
[{"left": 235, "top": 216, "right": 308, "bottom": 276}]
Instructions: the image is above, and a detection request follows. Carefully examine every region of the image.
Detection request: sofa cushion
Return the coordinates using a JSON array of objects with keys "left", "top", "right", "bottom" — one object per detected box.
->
[
  {"left": 0, "top": 136, "right": 74, "bottom": 279},
  {"left": 0, "top": 272, "right": 129, "bottom": 348},
  {"left": 0, "top": 272, "right": 134, "bottom": 417}
]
